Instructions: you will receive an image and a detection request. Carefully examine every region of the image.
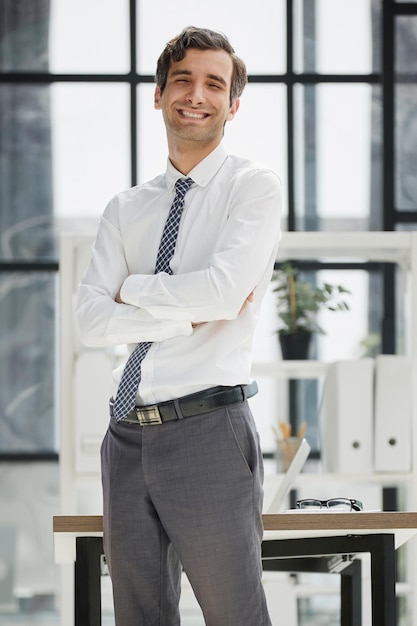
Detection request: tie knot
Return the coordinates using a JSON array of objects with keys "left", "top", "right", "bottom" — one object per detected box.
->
[{"left": 175, "top": 177, "right": 194, "bottom": 198}]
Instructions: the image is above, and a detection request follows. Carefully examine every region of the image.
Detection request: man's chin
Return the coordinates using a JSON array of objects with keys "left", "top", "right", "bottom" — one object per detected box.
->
[{"left": 174, "top": 128, "right": 217, "bottom": 143}]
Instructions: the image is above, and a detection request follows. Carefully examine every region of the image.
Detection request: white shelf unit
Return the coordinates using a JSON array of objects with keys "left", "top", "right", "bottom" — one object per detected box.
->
[
  {"left": 266, "top": 231, "right": 417, "bottom": 489},
  {"left": 261, "top": 231, "right": 417, "bottom": 625}
]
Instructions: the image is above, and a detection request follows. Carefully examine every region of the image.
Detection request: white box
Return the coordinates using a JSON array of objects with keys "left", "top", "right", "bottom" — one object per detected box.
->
[
  {"left": 374, "top": 355, "right": 412, "bottom": 472},
  {"left": 73, "top": 351, "right": 113, "bottom": 474},
  {"left": 320, "top": 359, "right": 374, "bottom": 473}
]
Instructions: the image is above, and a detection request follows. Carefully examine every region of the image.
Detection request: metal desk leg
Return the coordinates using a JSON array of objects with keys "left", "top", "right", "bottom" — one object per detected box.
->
[
  {"left": 75, "top": 537, "right": 104, "bottom": 626},
  {"left": 262, "top": 533, "right": 397, "bottom": 626},
  {"left": 340, "top": 559, "right": 362, "bottom": 626},
  {"left": 367, "top": 534, "right": 397, "bottom": 626}
]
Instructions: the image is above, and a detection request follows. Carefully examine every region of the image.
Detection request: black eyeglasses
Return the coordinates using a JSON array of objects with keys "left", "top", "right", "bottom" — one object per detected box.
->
[{"left": 296, "top": 498, "right": 363, "bottom": 512}]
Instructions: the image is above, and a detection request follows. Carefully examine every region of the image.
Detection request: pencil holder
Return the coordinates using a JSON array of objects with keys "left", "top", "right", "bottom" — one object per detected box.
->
[{"left": 275, "top": 437, "right": 302, "bottom": 472}]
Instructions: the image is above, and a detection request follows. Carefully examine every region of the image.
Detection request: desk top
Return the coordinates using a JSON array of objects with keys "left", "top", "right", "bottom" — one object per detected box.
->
[
  {"left": 53, "top": 511, "right": 417, "bottom": 534},
  {"left": 53, "top": 512, "right": 417, "bottom": 562},
  {"left": 263, "top": 511, "right": 417, "bottom": 532},
  {"left": 262, "top": 511, "right": 417, "bottom": 547},
  {"left": 54, "top": 515, "right": 103, "bottom": 533}
]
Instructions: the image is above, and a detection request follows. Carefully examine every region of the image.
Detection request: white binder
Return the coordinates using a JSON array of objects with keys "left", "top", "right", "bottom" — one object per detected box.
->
[
  {"left": 374, "top": 355, "right": 412, "bottom": 472},
  {"left": 320, "top": 359, "right": 374, "bottom": 473},
  {"left": 73, "top": 351, "right": 113, "bottom": 474}
]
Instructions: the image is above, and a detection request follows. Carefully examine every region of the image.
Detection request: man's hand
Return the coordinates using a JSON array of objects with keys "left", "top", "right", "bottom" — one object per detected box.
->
[
  {"left": 115, "top": 287, "right": 124, "bottom": 304},
  {"left": 238, "top": 290, "right": 254, "bottom": 315}
]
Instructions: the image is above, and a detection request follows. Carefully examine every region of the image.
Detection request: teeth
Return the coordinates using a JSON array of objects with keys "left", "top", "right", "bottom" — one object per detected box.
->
[{"left": 181, "top": 110, "right": 206, "bottom": 119}]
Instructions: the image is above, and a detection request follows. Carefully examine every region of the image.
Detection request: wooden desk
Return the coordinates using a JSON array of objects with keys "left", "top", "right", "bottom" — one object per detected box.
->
[{"left": 53, "top": 512, "right": 417, "bottom": 626}]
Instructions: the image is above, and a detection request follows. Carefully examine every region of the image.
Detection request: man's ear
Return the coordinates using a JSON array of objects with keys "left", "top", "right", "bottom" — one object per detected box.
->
[
  {"left": 226, "top": 98, "right": 240, "bottom": 122},
  {"left": 154, "top": 86, "right": 162, "bottom": 110}
]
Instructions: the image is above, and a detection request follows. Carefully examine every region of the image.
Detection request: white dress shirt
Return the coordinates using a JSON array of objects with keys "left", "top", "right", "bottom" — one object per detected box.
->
[{"left": 76, "top": 143, "right": 282, "bottom": 405}]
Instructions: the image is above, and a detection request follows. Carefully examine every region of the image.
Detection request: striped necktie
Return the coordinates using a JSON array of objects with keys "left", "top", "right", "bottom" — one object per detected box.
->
[{"left": 111, "top": 177, "right": 194, "bottom": 420}]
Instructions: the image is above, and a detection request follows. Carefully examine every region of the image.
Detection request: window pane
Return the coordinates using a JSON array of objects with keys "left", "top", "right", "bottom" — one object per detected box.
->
[
  {"left": 395, "top": 85, "right": 417, "bottom": 211},
  {"left": 294, "top": 0, "right": 380, "bottom": 74},
  {"left": 314, "top": 269, "right": 376, "bottom": 361},
  {"left": 0, "top": 83, "right": 130, "bottom": 259},
  {"left": 0, "top": 463, "right": 58, "bottom": 596},
  {"left": 137, "top": 84, "right": 166, "bottom": 183},
  {"left": 0, "top": 272, "right": 56, "bottom": 453},
  {"left": 49, "top": 0, "right": 129, "bottom": 73},
  {"left": 51, "top": 84, "right": 130, "bottom": 218},
  {"left": 0, "top": 0, "right": 49, "bottom": 71},
  {"left": 395, "top": 18, "right": 417, "bottom": 211},
  {"left": 0, "top": 84, "right": 55, "bottom": 260},
  {"left": 137, "top": 0, "right": 286, "bottom": 75},
  {"left": 0, "top": 0, "right": 129, "bottom": 73},
  {"left": 223, "top": 84, "right": 288, "bottom": 220},
  {"left": 294, "top": 84, "right": 382, "bottom": 230},
  {"left": 395, "top": 16, "right": 417, "bottom": 74},
  {"left": 137, "top": 83, "right": 288, "bottom": 219}
]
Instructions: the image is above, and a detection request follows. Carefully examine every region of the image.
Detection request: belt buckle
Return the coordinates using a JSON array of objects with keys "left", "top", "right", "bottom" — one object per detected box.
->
[{"left": 135, "top": 405, "right": 163, "bottom": 426}]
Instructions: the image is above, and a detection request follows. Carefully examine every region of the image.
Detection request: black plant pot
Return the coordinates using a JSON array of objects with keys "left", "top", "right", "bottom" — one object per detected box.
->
[{"left": 279, "top": 331, "right": 312, "bottom": 360}]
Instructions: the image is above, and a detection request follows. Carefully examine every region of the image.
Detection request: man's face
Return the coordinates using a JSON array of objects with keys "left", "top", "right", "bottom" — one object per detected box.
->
[{"left": 154, "top": 47, "right": 239, "bottom": 148}]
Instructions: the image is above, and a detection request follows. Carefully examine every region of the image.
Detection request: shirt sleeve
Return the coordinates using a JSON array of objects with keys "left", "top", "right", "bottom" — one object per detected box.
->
[
  {"left": 120, "top": 168, "right": 282, "bottom": 322},
  {"left": 75, "top": 200, "right": 193, "bottom": 348}
]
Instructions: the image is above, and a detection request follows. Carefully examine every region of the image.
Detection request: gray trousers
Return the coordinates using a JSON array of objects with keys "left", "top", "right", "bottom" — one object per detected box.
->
[{"left": 101, "top": 400, "right": 272, "bottom": 626}]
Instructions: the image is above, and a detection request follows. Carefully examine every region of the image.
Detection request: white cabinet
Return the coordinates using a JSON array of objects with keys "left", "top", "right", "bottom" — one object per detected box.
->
[
  {"left": 258, "top": 231, "right": 417, "bottom": 486},
  {"left": 254, "top": 231, "right": 417, "bottom": 625}
]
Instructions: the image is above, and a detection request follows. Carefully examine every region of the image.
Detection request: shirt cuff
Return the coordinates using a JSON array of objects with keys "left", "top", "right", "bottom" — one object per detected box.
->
[{"left": 120, "top": 274, "right": 194, "bottom": 321}]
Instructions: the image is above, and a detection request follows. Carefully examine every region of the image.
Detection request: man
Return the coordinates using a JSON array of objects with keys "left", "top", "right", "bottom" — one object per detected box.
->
[{"left": 76, "top": 26, "right": 281, "bottom": 626}]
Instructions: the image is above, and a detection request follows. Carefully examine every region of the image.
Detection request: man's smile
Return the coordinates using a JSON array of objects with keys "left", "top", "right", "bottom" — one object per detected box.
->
[{"left": 179, "top": 109, "right": 209, "bottom": 119}]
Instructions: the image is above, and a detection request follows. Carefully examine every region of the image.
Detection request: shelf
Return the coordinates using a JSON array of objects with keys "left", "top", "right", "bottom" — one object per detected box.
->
[
  {"left": 292, "top": 472, "right": 414, "bottom": 488},
  {"left": 264, "top": 471, "right": 413, "bottom": 488},
  {"left": 251, "top": 361, "right": 328, "bottom": 379},
  {"left": 291, "top": 582, "right": 412, "bottom": 598},
  {"left": 277, "top": 231, "right": 415, "bottom": 269}
]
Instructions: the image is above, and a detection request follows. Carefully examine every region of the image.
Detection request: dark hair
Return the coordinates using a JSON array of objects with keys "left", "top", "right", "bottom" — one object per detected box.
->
[{"left": 155, "top": 26, "right": 247, "bottom": 104}]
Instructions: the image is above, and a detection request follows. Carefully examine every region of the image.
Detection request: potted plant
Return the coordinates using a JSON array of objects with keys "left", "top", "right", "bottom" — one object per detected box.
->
[{"left": 272, "top": 262, "right": 351, "bottom": 359}]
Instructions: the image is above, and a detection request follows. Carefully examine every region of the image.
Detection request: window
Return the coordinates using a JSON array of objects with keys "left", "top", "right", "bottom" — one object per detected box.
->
[
  {"left": 2, "top": 1, "right": 417, "bottom": 621},
  {"left": 0, "top": 1, "right": 416, "bottom": 460}
]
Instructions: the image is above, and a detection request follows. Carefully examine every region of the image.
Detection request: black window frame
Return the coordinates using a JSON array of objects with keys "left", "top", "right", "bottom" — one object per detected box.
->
[{"left": 1, "top": 0, "right": 416, "bottom": 461}]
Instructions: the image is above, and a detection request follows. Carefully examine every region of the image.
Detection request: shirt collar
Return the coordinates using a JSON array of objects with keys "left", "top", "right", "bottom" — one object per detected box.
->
[{"left": 165, "top": 143, "right": 228, "bottom": 192}]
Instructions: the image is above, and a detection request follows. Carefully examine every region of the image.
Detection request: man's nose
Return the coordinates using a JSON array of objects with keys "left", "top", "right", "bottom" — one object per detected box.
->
[{"left": 186, "top": 83, "right": 204, "bottom": 105}]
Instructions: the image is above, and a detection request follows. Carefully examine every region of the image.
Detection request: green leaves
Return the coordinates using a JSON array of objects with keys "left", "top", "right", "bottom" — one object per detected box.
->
[{"left": 272, "top": 263, "right": 351, "bottom": 335}]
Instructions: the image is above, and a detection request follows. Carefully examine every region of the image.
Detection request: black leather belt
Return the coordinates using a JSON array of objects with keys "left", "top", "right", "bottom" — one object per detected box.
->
[{"left": 109, "top": 381, "right": 258, "bottom": 426}]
